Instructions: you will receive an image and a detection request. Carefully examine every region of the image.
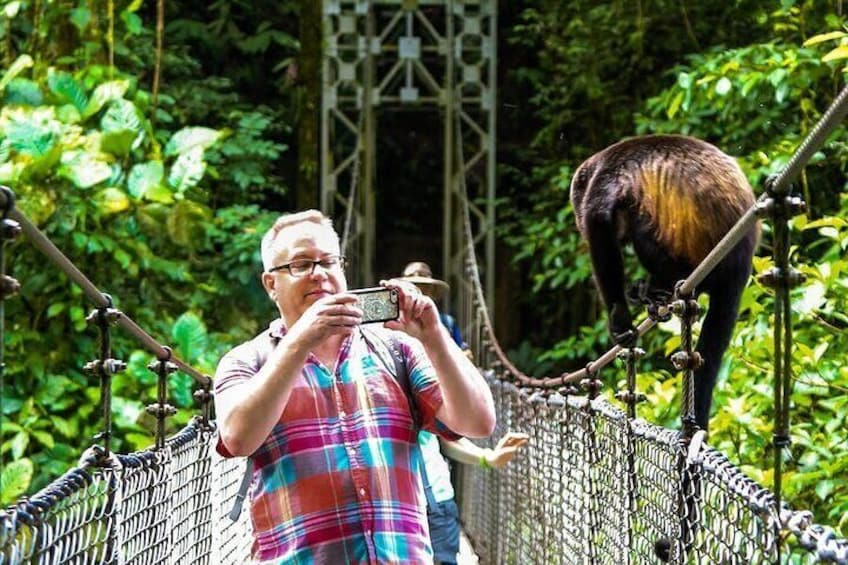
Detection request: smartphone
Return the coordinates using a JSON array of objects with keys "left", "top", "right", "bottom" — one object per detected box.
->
[{"left": 350, "top": 287, "right": 399, "bottom": 324}]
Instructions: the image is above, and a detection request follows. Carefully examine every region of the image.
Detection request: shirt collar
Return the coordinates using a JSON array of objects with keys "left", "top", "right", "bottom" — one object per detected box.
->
[{"left": 268, "top": 318, "right": 287, "bottom": 340}]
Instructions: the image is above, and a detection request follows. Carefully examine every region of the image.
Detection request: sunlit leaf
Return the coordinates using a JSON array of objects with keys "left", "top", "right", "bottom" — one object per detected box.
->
[
  {"left": 822, "top": 45, "right": 848, "bottom": 62},
  {"left": 803, "top": 31, "right": 847, "bottom": 46},
  {"left": 59, "top": 150, "right": 112, "bottom": 188},
  {"left": 127, "top": 160, "right": 164, "bottom": 199},
  {"left": 0, "top": 459, "right": 33, "bottom": 505},
  {"left": 93, "top": 187, "right": 131, "bottom": 214},
  {"left": 715, "top": 77, "right": 732, "bottom": 96},
  {"left": 168, "top": 145, "right": 206, "bottom": 191},
  {"left": 82, "top": 80, "right": 130, "bottom": 118},
  {"left": 0, "top": 54, "right": 33, "bottom": 91},
  {"left": 164, "top": 127, "right": 221, "bottom": 157}
]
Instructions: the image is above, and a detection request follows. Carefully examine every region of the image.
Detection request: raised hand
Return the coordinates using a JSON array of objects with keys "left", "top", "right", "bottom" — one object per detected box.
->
[
  {"left": 285, "top": 293, "right": 362, "bottom": 349},
  {"left": 380, "top": 279, "right": 441, "bottom": 340}
]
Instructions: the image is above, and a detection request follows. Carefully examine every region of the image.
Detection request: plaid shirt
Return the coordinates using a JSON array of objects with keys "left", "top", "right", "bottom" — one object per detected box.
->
[{"left": 215, "top": 320, "right": 458, "bottom": 564}]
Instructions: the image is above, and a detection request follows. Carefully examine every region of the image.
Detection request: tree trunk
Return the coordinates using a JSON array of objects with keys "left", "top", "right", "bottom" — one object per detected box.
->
[{"left": 295, "top": 0, "right": 322, "bottom": 210}]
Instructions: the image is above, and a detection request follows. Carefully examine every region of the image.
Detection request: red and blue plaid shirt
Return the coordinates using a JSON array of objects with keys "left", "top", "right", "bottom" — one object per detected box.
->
[{"left": 215, "top": 320, "right": 458, "bottom": 564}]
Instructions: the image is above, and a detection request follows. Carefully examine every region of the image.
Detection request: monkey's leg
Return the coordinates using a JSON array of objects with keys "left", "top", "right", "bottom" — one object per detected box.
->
[
  {"left": 584, "top": 207, "right": 634, "bottom": 344},
  {"left": 694, "top": 237, "right": 755, "bottom": 430}
]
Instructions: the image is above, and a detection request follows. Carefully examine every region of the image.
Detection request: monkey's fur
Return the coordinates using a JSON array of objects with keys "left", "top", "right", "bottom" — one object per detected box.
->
[{"left": 571, "top": 134, "right": 759, "bottom": 430}]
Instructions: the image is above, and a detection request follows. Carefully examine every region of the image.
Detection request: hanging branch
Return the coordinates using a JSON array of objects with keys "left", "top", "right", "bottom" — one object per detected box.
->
[{"left": 152, "top": 0, "right": 164, "bottom": 117}]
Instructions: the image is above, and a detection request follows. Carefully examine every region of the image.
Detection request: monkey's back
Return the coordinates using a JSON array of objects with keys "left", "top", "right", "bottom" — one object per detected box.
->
[{"left": 573, "top": 135, "right": 756, "bottom": 267}]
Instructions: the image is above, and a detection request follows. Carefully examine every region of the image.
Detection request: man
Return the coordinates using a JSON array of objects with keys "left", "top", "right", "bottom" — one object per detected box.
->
[{"left": 214, "top": 210, "right": 496, "bottom": 564}]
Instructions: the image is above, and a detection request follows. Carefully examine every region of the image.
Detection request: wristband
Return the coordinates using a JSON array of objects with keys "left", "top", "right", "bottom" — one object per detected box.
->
[{"left": 479, "top": 453, "right": 492, "bottom": 470}]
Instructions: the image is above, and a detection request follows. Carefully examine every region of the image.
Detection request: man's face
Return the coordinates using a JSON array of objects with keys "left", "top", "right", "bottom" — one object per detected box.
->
[{"left": 261, "top": 221, "right": 347, "bottom": 324}]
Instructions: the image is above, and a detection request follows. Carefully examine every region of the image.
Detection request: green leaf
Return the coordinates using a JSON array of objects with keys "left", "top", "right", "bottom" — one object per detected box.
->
[
  {"left": 10, "top": 431, "right": 29, "bottom": 460},
  {"left": 93, "top": 187, "right": 131, "bottom": 214},
  {"left": 667, "top": 91, "right": 684, "bottom": 119},
  {"left": 166, "top": 200, "right": 211, "bottom": 247},
  {"left": 4, "top": 112, "right": 57, "bottom": 157},
  {"left": 2, "top": 2, "right": 22, "bottom": 18},
  {"left": 127, "top": 161, "right": 165, "bottom": 199},
  {"left": 168, "top": 146, "right": 206, "bottom": 192},
  {"left": 59, "top": 150, "right": 112, "bottom": 188},
  {"left": 100, "top": 129, "right": 137, "bottom": 156},
  {"left": 82, "top": 80, "right": 130, "bottom": 118},
  {"left": 4, "top": 78, "right": 43, "bottom": 106},
  {"left": 69, "top": 6, "right": 91, "bottom": 31},
  {"left": 803, "top": 31, "right": 847, "bottom": 46},
  {"left": 31, "top": 430, "right": 55, "bottom": 450},
  {"left": 47, "top": 71, "right": 88, "bottom": 112},
  {"left": 164, "top": 127, "right": 221, "bottom": 157},
  {"left": 172, "top": 312, "right": 208, "bottom": 362},
  {"left": 46, "top": 302, "right": 66, "bottom": 318},
  {"left": 0, "top": 54, "right": 34, "bottom": 91},
  {"left": 0, "top": 459, "right": 33, "bottom": 505},
  {"left": 101, "top": 99, "right": 142, "bottom": 133},
  {"left": 822, "top": 45, "right": 848, "bottom": 62}
]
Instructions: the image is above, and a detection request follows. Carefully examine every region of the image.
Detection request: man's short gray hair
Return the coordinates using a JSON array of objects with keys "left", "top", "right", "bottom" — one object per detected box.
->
[{"left": 260, "top": 210, "right": 338, "bottom": 272}]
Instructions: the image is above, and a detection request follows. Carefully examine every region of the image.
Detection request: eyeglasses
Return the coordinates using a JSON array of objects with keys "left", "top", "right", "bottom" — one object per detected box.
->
[{"left": 268, "top": 255, "right": 346, "bottom": 277}]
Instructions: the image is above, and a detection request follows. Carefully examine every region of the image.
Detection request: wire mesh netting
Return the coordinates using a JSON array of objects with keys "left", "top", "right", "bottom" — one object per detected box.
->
[
  {"left": 454, "top": 372, "right": 848, "bottom": 565},
  {"left": 3, "top": 384, "right": 848, "bottom": 564},
  {"left": 0, "top": 418, "right": 252, "bottom": 565}
]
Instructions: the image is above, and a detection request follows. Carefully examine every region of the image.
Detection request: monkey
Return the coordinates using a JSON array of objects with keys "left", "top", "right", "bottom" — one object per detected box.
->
[{"left": 570, "top": 134, "right": 759, "bottom": 431}]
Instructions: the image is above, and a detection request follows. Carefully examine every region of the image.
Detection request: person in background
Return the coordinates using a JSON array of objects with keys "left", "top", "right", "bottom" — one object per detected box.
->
[
  {"left": 398, "top": 261, "right": 530, "bottom": 565},
  {"left": 213, "top": 212, "right": 495, "bottom": 564}
]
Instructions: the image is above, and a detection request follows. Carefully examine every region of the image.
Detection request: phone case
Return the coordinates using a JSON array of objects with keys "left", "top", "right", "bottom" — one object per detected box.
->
[{"left": 350, "top": 287, "right": 400, "bottom": 323}]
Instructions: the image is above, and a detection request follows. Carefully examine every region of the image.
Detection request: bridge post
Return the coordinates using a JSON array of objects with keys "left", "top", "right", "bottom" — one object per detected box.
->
[{"left": 320, "top": 0, "right": 497, "bottom": 310}]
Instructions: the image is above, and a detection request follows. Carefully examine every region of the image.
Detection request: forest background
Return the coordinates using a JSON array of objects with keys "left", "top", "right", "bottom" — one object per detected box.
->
[{"left": 1, "top": 0, "right": 847, "bottom": 537}]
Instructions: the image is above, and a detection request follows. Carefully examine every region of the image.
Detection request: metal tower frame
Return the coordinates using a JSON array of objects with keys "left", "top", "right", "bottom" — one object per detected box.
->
[{"left": 320, "top": 0, "right": 496, "bottom": 317}]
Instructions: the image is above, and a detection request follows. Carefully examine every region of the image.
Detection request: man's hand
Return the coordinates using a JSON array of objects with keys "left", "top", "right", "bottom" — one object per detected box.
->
[
  {"left": 285, "top": 294, "right": 363, "bottom": 350},
  {"left": 380, "top": 279, "right": 441, "bottom": 340},
  {"left": 483, "top": 432, "right": 530, "bottom": 469}
]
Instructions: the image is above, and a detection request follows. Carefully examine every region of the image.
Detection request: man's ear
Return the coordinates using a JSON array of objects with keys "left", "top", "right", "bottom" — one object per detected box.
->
[{"left": 262, "top": 272, "right": 277, "bottom": 299}]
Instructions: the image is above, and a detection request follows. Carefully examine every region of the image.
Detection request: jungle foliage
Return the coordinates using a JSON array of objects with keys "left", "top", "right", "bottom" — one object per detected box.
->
[
  {"left": 503, "top": 0, "right": 848, "bottom": 532},
  {"left": 0, "top": 0, "right": 846, "bottom": 538}
]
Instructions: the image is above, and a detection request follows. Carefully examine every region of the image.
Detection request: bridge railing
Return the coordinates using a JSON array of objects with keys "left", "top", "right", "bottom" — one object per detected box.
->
[{"left": 449, "top": 79, "right": 848, "bottom": 562}]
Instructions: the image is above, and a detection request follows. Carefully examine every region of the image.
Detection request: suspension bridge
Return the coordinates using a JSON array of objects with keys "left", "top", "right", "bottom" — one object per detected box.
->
[{"left": 3, "top": 2, "right": 848, "bottom": 564}]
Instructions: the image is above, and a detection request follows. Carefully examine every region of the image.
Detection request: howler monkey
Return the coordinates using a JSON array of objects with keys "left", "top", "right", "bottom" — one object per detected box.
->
[{"left": 570, "top": 134, "right": 759, "bottom": 430}]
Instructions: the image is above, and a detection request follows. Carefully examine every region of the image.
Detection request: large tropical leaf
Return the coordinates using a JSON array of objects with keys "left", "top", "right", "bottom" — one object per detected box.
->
[
  {"left": 47, "top": 71, "right": 88, "bottom": 112},
  {"left": 167, "top": 145, "right": 206, "bottom": 192},
  {"left": 4, "top": 78, "right": 43, "bottom": 106},
  {"left": 82, "top": 80, "right": 130, "bottom": 118},
  {"left": 101, "top": 99, "right": 141, "bottom": 133},
  {"left": 127, "top": 160, "right": 165, "bottom": 199},
  {"left": 3, "top": 112, "right": 57, "bottom": 158},
  {"left": 164, "top": 127, "right": 220, "bottom": 157},
  {"left": 171, "top": 311, "right": 208, "bottom": 364},
  {"left": 59, "top": 150, "right": 112, "bottom": 188}
]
